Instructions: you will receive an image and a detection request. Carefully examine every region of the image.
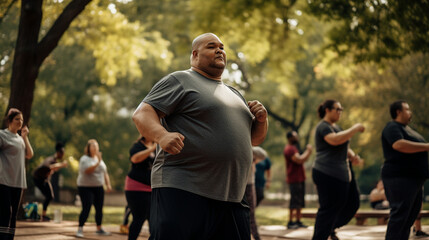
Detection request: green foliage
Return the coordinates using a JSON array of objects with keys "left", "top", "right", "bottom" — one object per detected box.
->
[
  {"left": 307, "top": 0, "right": 429, "bottom": 62},
  {"left": 0, "top": 0, "right": 19, "bottom": 111},
  {"left": 61, "top": 0, "right": 172, "bottom": 85}
]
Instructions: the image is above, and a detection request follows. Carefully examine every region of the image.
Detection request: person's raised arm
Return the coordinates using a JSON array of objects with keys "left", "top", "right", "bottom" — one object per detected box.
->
[
  {"left": 84, "top": 155, "right": 101, "bottom": 174},
  {"left": 324, "top": 123, "right": 365, "bottom": 146},
  {"left": 248, "top": 100, "right": 268, "bottom": 146},
  {"left": 291, "top": 144, "right": 313, "bottom": 164},
  {"left": 131, "top": 142, "right": 157, "bottom": 164},
  {"left": 21, "top": 126, "right": 33, "bottom": 159},
  {"left": 50, "top": 161, "right": 68, "bottom": 172},
  {"left": 132, "top": 103, "right": 185, "bottom": 155},
  {"left": 392, "top": 139, "right": 429, "bottom": 153}
]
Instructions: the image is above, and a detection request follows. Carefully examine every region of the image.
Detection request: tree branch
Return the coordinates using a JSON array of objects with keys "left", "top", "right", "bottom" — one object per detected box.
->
[
  {"left": 36, "top": 0, "right": 92, "bottom": 66},
  {"left": 297, "top": 107, "right": 308, "bottom": 129},
  {"left": 234, "top": 59, "right": 251, "bottom": 91},
  {"left": 266, "top": 105, "right": 297, "bottom": 130},
  {"left": 0, "top": 0, "right": 18, "bottom": 25}
]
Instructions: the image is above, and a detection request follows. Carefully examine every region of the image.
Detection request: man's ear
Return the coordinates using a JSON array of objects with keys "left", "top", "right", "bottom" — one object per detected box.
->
[{"left": 396, "top": 109, "right": 402, "bottom": 117}]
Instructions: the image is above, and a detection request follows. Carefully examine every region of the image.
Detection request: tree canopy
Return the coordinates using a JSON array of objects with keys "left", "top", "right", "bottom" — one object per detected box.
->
[{"left": 307, "top": 0, "right": 429, "bottom": 62}]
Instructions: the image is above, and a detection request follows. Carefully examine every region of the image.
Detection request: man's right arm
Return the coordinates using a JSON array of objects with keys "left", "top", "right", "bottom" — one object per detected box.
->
[
  {"left": 132, "top": 103, "right": 185, "bottom": 155},
  {"left": 392, "top": 139, "right": 429, "bottom": 153},
  {"left": 291, "top": 144, "right": 312, "bottom": 164}
]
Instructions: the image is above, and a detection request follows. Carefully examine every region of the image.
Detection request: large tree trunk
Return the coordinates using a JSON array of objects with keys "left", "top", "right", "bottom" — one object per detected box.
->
[
  {"left": 5, "top": 0, "right": 92, "bottom": 127},
  {"left": 7, "top": 0, "right": 43, "bottom": 127}
]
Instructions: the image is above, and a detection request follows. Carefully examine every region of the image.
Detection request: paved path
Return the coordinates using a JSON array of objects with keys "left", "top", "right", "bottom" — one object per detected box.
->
[{"left": 15, "top": 220, "right": 429, "bottom": 240}]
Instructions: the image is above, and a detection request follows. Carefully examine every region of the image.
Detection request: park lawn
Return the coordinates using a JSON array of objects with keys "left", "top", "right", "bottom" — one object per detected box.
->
[{"left": 40, "top": 202, "right": 429, "bottom": 227}]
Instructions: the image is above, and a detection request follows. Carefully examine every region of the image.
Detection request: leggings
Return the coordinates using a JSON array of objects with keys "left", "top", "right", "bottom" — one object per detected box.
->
[
  {"left": 77, "top": 186, "right": 104, "bottom": 227},
  {"left": 0, "top": 184, "right": 22, "bottom": 240},
  {"left": 312, "top": 169, "right": 359, "bottom": 240},
  {"left": 122, "top": 205, "right": 132, "bottom": 226},
  {"left": 126, "top": 191, "right": 151, "bottom": 240},
  {"left": 33, "top": 177, "right": 54, "bottom": 211}
]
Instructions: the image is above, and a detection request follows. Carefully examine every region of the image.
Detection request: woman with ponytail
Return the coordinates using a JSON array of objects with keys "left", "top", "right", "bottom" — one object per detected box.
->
[{"left": 312, "top": 100, "right": 365, "bottom": 240}]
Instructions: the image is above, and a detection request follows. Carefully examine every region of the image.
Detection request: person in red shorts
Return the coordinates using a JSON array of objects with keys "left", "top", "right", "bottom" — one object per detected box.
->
[{"left": 284, "top": 130, "right": 312, "bottom": 229}]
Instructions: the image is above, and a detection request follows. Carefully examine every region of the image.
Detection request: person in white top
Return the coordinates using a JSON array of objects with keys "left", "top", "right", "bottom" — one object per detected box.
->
[
  {"left": 75, "top": 139, "right": 112, "bottom": 238},
  {"left": 0, "top": 108, "right": 33, "bottom": 240}
]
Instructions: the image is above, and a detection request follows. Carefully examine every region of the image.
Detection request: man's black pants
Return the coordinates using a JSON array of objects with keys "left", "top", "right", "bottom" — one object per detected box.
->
[
  {"left": 382, "top": 177, "right": 425, "bottom": 240},
  {"left": 149, "top": 187, "right": 250, "bottom": 240}
]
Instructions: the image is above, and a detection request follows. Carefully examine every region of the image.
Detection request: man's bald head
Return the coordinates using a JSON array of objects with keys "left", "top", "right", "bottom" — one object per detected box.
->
[
  {"left": 192, "top": 33, "right": 220, "bottom": 52},
  {"left": 189, "top": 33, "right": 226, "bottom": 80}
]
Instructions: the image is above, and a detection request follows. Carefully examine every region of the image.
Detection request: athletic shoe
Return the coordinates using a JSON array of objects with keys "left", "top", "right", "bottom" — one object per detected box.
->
[
  {"left": 41, "top": 216, "right": 50, "bottom": 222},
  {"left": 96, "top": 229, "right": 111, "bottom": 236},
  {"left": 416, "top": 230, "right": 429, "bottom": 237},
  {"left": 287, "top": 221, "right": 299, "bottom": 229},
  {"left": 75, "top": 229, "right": 84, "bottom": 238},
  {"left": 329, "top": 231, "right": 340, "bottom": 240},
  {"left": 296, "top": 221, "right": 308, "bottom": 228},
  {"left": 119, "top": 224, "right": 129, "bottom": 234}
]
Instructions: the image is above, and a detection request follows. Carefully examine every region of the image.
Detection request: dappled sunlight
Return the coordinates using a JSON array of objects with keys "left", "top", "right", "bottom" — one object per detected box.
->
[{"left": 68, "top": 156, "right": 79, "bottom": 172}]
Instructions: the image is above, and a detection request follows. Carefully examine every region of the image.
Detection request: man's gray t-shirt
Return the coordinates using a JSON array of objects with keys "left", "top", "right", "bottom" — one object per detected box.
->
[
  {"left": 313, "top": 120, "right": 351, "bottom": 182},
  {"left": 143, "top": 69, "right": 254, "bottom": 202},
  {"left": 0, "top": 129, "right": 27, "bottom": 188}
]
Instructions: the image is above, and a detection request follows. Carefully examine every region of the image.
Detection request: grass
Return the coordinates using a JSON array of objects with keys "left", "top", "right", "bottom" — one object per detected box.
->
[
  {"left": 43, "top": 203, "right": 128, "bottom": 225},
  {"left": 38, "top": 201, "right": 429, "bottom": 227}
]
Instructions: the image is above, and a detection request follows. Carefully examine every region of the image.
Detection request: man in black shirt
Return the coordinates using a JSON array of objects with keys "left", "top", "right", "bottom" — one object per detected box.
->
[{"left": 381, "top": 100, "right": 429, "bottom": 240}]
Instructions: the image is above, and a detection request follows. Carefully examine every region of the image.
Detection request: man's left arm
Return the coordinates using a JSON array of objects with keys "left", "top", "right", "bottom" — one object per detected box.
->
[{"left": 248, "top": 100, "right": 268, "bottom": 146}]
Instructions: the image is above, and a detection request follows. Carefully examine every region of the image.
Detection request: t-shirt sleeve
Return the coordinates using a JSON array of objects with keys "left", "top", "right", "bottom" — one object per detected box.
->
[
  {"left": 319, "top": 122, "right": 335, "bottom": 138},
  {"left": 129, "top": 142, "right": 146, "bottom": 161},
  {"left": 383, "top": 124, "right": 404, "bottom": 146},
  {"left": 101, "top": 161, "right": 108, "bottom": 174},
  {"left": 142, "top": 75, "right": 185, "bottom": 116},
  {"left": 285, "top": 146, "right": 298, "bottom": 158},
  {"left": 265, "top": 158, "right": 272, "bottom": 169},
  {"left": 43, "top": 156, "right": 56, "bottom": 167}
]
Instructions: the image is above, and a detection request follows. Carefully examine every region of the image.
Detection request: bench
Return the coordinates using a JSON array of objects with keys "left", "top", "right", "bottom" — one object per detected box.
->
[{"left": 301, "top": 210, "right": 429, "bottom": 226}]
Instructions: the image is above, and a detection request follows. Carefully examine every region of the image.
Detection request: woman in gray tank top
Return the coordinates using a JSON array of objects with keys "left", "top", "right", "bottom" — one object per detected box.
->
[{"left": 311, "top": 100, "right": 365, "bottom": 240}]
